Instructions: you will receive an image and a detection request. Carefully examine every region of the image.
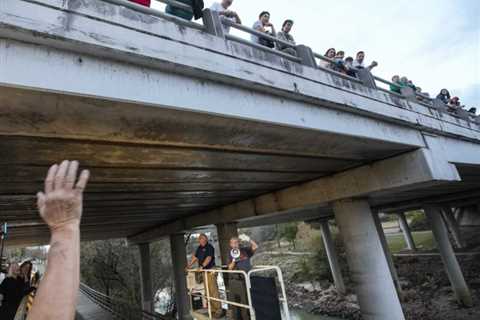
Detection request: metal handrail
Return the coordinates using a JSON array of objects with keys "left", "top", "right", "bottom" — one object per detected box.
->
[
  {"left": 187, "top": 268, "right": 255, "bottom": 319},
  {"left": 79, "top": 283, "right": 169, "bottom": 320},
  {"left": 312, "top": 52, "right": 362, "bottom": 82},
  {"left": 221, "top": 18, "right": 296, "bottom": 49}
]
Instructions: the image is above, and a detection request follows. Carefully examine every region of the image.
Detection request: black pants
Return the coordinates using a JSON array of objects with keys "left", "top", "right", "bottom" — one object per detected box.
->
[{"left": 228, "top": 276, "right": 250, "bottom": 320}]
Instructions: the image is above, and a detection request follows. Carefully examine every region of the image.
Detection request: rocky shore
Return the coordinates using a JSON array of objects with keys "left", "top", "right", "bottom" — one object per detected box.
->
[{"left": 284, "top": 254, "right": 480, "bottom": 320}]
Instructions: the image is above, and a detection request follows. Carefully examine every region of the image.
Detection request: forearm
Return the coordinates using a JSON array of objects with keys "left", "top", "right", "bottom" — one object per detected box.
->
[
  {"left": 202, "top": 256, "right": 212, "bottom": 268},
  {"left": 27, "top": 224, "right": 80, "bottom": 320}
]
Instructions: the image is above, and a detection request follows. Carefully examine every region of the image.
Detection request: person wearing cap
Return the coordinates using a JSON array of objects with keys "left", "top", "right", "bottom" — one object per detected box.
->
[{"left": 276, "top": 19, "right": 297, "bottom": 56}]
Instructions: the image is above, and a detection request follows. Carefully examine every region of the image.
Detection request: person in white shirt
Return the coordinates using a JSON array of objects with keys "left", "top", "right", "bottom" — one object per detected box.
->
[
  {"left": 252, "top": 11, "right": 276, "bottom": 48},
  {"left": 210, "top": 0, "right": 241, "bottom": 33},
  {"left": 352, "top": 51, "right": 378, "bottom": 70}
]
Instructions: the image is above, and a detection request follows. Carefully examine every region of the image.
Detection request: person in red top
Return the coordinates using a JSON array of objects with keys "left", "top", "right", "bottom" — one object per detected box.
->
[{"left": 128, "top": 0, "right": 151, "bottom": 7}]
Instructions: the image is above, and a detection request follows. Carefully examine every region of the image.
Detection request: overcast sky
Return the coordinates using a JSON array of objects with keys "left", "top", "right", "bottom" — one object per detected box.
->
[{"left": 153, "top": 0, "right": 479, "bottom": 107}]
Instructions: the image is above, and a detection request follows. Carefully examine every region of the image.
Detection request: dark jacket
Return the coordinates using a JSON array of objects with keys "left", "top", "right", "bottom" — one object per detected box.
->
[
  {"left": 165, "top": 0, "right": 204, "bottom": 21},
  {"left": 0, "top": 277, "right": 32, "bottom": 320}
]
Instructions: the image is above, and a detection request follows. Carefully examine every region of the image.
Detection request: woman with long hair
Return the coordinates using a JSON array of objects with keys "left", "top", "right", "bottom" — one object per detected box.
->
[{"left": 0, "top": 262, "right": 34, "bottom": 320}]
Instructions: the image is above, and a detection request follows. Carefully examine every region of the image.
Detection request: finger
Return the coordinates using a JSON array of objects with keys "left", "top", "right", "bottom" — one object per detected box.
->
[
  {"left": 54, "top": 160, "right": 69, "bottom": 190},
  {"left": 36, "top": 192, "right": 45, "bottom": 210},
  {"left": 75, "top": 169, "right": 90, "bottom": 192},
  {"left": 64, "top": 160, "right": 79, "bottom": 190},
  {"left": 44, "top": 164, "right": 59, "bottom": 194}
]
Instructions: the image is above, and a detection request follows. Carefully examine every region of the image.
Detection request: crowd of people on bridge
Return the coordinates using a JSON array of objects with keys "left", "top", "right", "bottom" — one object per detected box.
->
[
  {"left": 124, "top": 0, "right": 479, "bottom": 118},
  {"left": 0, "top": 261, "right": 39, "bottom": 320}
]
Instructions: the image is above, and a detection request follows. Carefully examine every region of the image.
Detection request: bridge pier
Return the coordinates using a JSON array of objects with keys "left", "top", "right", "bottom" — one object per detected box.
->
[
  {"left": 398, "top": 212, "right": 417, "bottom": 251},
  {"left": 424, "top": 205, "right": 473, "bottom": 307},
  {"left": 170, "top": 233, "right": 193, "bottom": 320},
  {"left": 372, "top": 212, "right": 403, "bottom": 297},
  {"left": 216, "top": 222, "right": 239, "bottom": 265},
  {"left": 319, "top": 219, "right": 346, "bottom": 295},
  {"left": 138, "top": 243, "right": 154, "bottom": 313},
  {"left": 441, "top": 206, "right": 465, "bottom": 249},
  {"left": 333, "top": 199, "right": 405, "bottom": 320}
]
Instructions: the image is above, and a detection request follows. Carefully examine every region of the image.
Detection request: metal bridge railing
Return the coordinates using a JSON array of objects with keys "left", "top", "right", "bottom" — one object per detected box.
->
[{"left": 79, "top": 283, "right": 170, "bottom": 320}]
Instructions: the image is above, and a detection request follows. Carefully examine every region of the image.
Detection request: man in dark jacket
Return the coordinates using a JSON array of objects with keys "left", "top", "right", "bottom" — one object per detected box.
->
[{"left": 166, "top": 0, "right": 204, "bottom": 21}]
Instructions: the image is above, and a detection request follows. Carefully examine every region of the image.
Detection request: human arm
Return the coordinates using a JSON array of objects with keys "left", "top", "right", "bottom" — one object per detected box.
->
[
  {"left": 227, "top": 259, "right": 236, "bottom": 270},
  {"left": 200, "top": 256, "right": 212, "bottom": 268},
  {"left": 186, "top": 255, "right": 199, "bottom": 270},
  {"left": 367, "top": 61, "right": 378, "bottom": 70},
  {"left": 222, "top": 10, "right": 241, "bottom": 24},
  {"left": 250, "top": 240, "right": 258, "bottom": 253},
  {"left": 27, "top": 160, "right": 89, "bottom": 320}
]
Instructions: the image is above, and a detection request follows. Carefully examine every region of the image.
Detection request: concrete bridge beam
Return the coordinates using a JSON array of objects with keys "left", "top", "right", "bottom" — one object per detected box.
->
[
  {"left": 333, "top": 199, "right": 405, "bottom": 320},
  {"left": 398, "top": 212, "right": 417, "bottom": 251},
  {"left": 319, "top": 220, "right": 346, "bottom": 295},
  {"left": 138, "top": 243, "right": 154, "bottom": 313},
  {"left": 170, "top": 233, "right": 193, "bottom": 320},
  {"left": 424, "top": 205, "right": 473, "bottom": 307}
]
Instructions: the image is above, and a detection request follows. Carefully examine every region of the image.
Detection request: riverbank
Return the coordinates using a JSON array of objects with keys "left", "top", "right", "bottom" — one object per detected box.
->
[{"left": 252, "top": 246, "right": 480, "bottom": 319}]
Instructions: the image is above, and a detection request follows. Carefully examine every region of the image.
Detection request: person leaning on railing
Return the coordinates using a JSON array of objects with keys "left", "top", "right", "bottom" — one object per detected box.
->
[
  {"left": 320, "top": 48, "right": 336, "bottom": 69},
  {"left": 210, "top": 0, "right": 241, "bottom": 33},
  {"left": 185, "top": 234, "right": 224, "bottom": 318},
  {"left": 276, "top": 20, "right": 297, "bottom": 56},
  {"left": 252, "top": 11, "right": 276, "bottom": 48},
  {"left": 353, "top": 51, "right": 378, "bottom": 71}
]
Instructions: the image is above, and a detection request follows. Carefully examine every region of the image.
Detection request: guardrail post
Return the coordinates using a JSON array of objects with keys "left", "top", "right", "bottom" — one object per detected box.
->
[
  {"left": 170, "top": 233, "right": 192, "bottom": 320},
  {"left": 400, "top": 86, "right": 416, "bottom": 101},
  {"left": 296, "top": 45, "right": 317, "bottom": 68},
  {"left": 356, "top": 69, "right": 377, "bottom": 89},
  {"left": 202, "top": 9, "right": 225, "bottom": 38}
]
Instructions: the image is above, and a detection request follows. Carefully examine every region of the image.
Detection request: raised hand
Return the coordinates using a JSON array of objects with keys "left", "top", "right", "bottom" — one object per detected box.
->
[{"left": 36, "top": 160, "right": 90, "bottom": 231}]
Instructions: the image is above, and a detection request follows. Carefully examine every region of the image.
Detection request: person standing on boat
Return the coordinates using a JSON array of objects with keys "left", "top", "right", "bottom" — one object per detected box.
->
[
  {"left": 227, "top": 237, "right": 258, "bottom": 320},
  {"left": 186, "top": 234, "right": 223, "bottom": 318}
]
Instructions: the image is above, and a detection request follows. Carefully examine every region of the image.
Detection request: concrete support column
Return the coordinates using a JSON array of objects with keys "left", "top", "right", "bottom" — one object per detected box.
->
[
  {"left": 397, "top": 212, "right": 417, "bottom": 251},
  {"left": 319, "top": 220, "right": 346, "bottom": 294},
  {"left": 215, "top": 222, "right": 239, "bottom": 265},
  {"left": 441, "top": 206, "right": 465, "bottom": 249},
  {"left": 170, "top": 233, "right": 192, "bottom": 320},
  {"left": 138, "top": 243, "right": 153, "bottom": 312},
  {"left": 424, "top": 205, "right": 473, "bottom": 307},
  {"left": 333, "top": 199, "right": 405, "bottom": 320},
  {"left": 372, "top": 212, "right": 403, "bottom": 297}
]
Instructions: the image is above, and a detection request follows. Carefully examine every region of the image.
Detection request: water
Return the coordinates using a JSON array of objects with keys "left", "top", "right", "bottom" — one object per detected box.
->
[{"left": 290, "top": 309, "right": 341, "bottom": 320}]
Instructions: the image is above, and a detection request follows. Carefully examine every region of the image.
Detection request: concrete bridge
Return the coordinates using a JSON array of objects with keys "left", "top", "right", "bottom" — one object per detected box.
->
[{"left": 1, "top": 0, "right": 479, "bottom": 319}]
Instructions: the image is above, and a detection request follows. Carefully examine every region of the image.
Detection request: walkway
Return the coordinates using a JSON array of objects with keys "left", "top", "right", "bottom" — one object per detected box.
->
[{"left": 76, "top": 291, "right": 113, "bottom": 320}]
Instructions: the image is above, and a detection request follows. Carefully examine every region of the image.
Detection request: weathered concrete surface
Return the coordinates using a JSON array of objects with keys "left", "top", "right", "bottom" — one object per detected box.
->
[
  {"left": 424, "top": 205, "right": 473, "bottom": 307},
  {"left": 334, "top": 199, "right": 405, "bottom": 320}
]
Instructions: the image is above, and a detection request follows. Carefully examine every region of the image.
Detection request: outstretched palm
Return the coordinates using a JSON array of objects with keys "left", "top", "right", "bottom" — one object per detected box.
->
[{"left": 37, "top": 160, "right": 90, "bottom": 230}]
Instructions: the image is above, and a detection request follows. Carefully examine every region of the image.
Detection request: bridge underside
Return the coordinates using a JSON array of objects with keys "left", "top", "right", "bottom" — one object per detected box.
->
[{"left": 1, "top": 86, "right": 480, "bottom": 246}]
